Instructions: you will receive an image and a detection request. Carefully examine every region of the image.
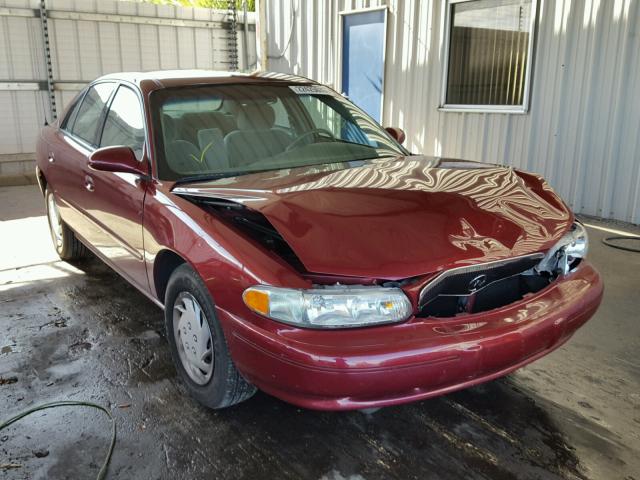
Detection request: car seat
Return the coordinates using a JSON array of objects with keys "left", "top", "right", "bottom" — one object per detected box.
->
[
  {"left": 197, "top": 128, "right": 228, "bottom": 171},
  {"left": 224, "top": 103, "right": 292, "bottom": 168},
  {"left": 162, "top": 114, "right": 206, "bottom": 174}
]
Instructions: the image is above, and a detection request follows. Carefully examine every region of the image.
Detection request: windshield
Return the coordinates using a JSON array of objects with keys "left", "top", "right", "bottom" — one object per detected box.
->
[{"left": 151, "top": 84, "right": 408, "bottom": 181}]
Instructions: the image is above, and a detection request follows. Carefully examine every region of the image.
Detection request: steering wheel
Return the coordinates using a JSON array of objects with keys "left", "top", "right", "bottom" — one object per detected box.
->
[{"left": 286, "top": 128, "right": 336, "bottom": 152}]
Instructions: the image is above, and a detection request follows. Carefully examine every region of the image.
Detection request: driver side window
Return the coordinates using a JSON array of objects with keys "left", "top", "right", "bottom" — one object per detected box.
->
[{"left": 99, "top": 86, "right": 145, "bottom": 160}]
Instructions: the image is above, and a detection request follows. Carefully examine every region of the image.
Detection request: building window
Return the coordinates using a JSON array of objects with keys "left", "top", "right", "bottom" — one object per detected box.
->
[{"left": 442, "top": 0, "right": 537, "bottom": 112}]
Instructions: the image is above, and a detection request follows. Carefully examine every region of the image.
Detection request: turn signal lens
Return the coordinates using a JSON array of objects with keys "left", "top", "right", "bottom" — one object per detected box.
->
[{"left": 243, "top": 289, "right": 270, "bottom": 315}]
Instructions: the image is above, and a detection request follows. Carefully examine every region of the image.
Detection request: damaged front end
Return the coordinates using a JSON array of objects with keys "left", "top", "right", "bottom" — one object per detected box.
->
[
  {"left": 184, "top": 195, "right": 307, "bottom": 273},
  {"left": 417, "top": 222, "right": 589, "bottom": 318},
  {"left": 177, "top": 189, "right": 588, "bottom": 327},
  {"left": 178, "top": 193, "right": 415, "bottom": 329},
  {"left": 535, "top": 221, "right": 589, "bottom": 276}
]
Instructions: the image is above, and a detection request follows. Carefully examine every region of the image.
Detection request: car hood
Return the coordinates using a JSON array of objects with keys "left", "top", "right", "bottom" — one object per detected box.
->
[{"left": 172, "top": 156, "right": 573, "bottom": 279}]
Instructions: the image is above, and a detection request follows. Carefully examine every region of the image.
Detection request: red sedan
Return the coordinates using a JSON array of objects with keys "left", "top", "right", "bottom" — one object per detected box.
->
[{"left": 36, "top": 71, "right": 603, "bottom": 410}]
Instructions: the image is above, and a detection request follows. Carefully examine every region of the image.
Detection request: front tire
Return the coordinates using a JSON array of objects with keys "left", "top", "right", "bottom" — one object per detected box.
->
[
  {"left": 45, "top": 188, "right": 87, "bottom": 261},
  {"left": 164, "top": 264, "right": 256, "bottom": 409}
]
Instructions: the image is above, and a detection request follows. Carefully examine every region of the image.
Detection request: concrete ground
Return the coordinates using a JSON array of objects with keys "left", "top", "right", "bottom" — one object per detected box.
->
[{"left": 1, "top": 184, "right": 639, "bottom": 480}]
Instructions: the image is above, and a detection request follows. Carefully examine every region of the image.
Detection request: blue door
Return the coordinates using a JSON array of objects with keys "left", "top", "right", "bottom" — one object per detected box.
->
[{"left": 341, "top": 9, "right": 386, "bottom": 123}]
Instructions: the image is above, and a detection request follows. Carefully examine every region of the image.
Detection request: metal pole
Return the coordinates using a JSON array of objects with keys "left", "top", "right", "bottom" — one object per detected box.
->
[
  {"left": 226, "top": 0, "right": 239, "bottom": 71},
  {"left": 39, "top": 0, "right": 56, "bottom": 121},
  {"left": 242, "top": 0, "right": 249, "bottom": 70},
  {"left": 256, "top": 0, "right": 268, "bottom": 71}
]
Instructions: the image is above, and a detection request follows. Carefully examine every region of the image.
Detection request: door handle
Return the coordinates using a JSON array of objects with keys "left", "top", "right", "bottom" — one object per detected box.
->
[
  {"left": 84, "top": 175, "right": 95, "bottom": 192},
  {"left": 48, "top": 153, "right": 55, "bottom": 163}
]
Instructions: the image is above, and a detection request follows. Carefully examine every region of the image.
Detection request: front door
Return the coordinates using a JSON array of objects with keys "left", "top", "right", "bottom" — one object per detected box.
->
[
  {"left": 340, "top": 8, "right": 387, "bottom": 123},
  {"left": 83, "top": 84, "right": 150, "bottom": 293}
]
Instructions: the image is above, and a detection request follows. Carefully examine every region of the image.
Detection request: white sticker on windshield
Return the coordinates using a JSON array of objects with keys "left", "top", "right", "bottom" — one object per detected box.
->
[{"left": 289, "top": 85, "right": 334, "bottom": 95}]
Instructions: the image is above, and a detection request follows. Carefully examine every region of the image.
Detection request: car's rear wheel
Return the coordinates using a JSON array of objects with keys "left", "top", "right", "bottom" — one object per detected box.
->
[
  {"left": 45, "top": 188, "right": 87, "bottom": 260},
  {"left": 164, "top": 263, "right": 256, "bottom": 409}
]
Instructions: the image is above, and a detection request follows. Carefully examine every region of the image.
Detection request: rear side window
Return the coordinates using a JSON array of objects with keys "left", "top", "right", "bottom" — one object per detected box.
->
[
  {"left": 70, "top": 83, "right": 115, "bottom": 145},
  {"left": 60, "top": 92, "right": 84, "bottom": 131},
  {"left": 99, "top": 86, "right": 145, "bottom": 160}
]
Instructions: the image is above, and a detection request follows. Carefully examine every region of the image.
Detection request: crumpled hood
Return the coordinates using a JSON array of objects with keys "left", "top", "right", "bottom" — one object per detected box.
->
[{"left": 173, "top": 156, "right": 573, "bottom": 279}]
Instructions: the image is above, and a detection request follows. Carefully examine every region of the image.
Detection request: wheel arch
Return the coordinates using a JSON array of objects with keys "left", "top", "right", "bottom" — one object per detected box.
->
[
  {"left": 153, "top": 249, "right": 188, "bottom": 305},
  {"left": 36, "top": 166, "right": 47, "bottom": 196}
]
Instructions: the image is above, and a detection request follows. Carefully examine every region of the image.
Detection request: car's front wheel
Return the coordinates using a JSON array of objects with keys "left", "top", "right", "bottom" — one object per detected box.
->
[
  {"left": 164, "top": 263, "right": 256, "bottom": 409},
  {"left": 45, "top": 187, "right": 87, "bottom": 260}
]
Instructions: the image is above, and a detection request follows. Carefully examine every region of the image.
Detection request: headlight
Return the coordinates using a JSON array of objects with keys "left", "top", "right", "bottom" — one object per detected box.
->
[
  {"left": 242, "top": 285, "right": 412, "bottom": 329},
  {"left": 536, "top": 221, "right": 589, "bottom": 274}
]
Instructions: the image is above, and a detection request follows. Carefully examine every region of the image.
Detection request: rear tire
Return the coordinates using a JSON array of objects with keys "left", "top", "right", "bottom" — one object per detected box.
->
[
  {"left": 164, "top": 263, "right": 256, "bottom": 409},
  {"left": 45, "top": 188, "right": 87, "bottom": 261}
]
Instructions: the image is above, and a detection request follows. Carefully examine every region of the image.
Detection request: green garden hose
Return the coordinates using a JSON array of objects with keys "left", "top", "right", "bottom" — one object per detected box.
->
[
  {"left": 602, "top": 236, "right": 640, "bottom": 253},
  {"left": 0, "top": 400, "right": 116, "bottom": 480}
]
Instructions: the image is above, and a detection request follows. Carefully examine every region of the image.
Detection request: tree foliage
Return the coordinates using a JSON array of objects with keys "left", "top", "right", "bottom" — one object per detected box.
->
[{"left": 142, "top": 0, "right": 255, "bottom": 11}]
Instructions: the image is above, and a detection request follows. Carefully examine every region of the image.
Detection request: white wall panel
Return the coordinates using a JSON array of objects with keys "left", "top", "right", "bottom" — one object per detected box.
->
[
  {"left": 266, "top": 0, "right": 640, "bottom": 223},
  {"left": 0, "top": 0, "right": 257, "bottom": 163}
]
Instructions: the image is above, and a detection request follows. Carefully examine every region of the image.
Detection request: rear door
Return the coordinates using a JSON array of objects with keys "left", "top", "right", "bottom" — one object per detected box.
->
[{"left": 83, "top": 84, "right": 150, "bottom": 293}]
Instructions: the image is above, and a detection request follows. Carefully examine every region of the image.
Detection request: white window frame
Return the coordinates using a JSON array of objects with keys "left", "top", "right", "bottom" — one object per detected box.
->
[{"left": 439, "top": 0, "right": 538, "bottom": 114}]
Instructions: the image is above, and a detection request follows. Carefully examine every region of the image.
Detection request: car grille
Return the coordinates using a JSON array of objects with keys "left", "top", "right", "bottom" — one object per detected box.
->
[{"left": 417, "top": 253, "right": 548, "bottom": 318}]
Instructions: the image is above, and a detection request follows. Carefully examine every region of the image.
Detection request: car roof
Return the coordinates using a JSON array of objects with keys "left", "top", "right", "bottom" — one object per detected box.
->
[{"left": 96, "top": 69, "right": 316, "bottom": 90}]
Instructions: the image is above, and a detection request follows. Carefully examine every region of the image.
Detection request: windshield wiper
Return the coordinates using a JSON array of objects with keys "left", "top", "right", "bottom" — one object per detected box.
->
[
  {"left": 171, "top": 169, "right": 269, "bottom": 187},
  {"left": 330, "top": 139, "right": 377, "bottom": 149}
]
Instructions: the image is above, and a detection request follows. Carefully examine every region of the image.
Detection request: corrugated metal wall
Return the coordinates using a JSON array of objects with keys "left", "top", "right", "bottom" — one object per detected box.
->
[
  {"left": 265, "top": 0, "right": 640, "bottom": 224},
  {"left": 0, "top": 0, "right": 256, "bottom": 180}
]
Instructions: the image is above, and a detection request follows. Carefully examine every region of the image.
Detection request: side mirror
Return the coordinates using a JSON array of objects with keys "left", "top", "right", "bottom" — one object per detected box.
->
[
  {"left": 89, "top": 146, "right": 148, "bottom": 177},
  {"left": 385, "top": 127, "right": 406, "bottom": 145}
]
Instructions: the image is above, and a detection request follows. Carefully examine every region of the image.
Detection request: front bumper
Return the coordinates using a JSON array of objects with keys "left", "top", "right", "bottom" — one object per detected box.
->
[{"left": 219, "top": 262, "right": 603, "bottom": 411}]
